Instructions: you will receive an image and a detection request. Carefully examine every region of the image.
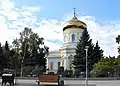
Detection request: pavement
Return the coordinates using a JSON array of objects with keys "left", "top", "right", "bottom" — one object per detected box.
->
[{"left": 0, "top": 78, "right": 120, "bottom": 86}]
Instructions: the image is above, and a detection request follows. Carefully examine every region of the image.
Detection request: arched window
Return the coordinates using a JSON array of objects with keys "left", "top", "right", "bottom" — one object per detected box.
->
[
  {"left": 50, "top": 62, "right": 53, "bottom": 70},
  {"left": 72, "top": 34, "right": 75, "bottom": 42},
  {"left": 58, "top": 62, "right": 60, "bottom": 68}
]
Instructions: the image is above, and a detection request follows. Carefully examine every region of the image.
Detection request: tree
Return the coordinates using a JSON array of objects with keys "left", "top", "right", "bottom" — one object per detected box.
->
[
  {"left": 12, "top": 38, "right": 20, "bottom": 53},
  {"left": 29, "top": 38, "right": 49, "bottom": 72},
  {"left": 12, "top": 27, "right": 49, "bottom": 75},
  {"left": 91, "top": 56, "right": 120, "bottom": 77},
  {"left": 72, "top": 28, "right": 94, "bottom": 72},
  {"left": 2, "top": 41, "right": 10, "bottom": 68},
  {"left": 9, "top": 49, "right": 21, "bottom": 71},
  {"left": 0, "top": 43, "right": 4, "bottom": 70},
  {"left": 11, "top": 27, "right": 34, "bottom": 70},
  {"left": 91, "top": 41, "right": 104, "bottom": 69},
  {"left": 19, "top": 27, "right": 33, "bottom": 61},
  {"left": 72, "top": 28, "right": 103, "bottom": 73},
  {"left": 0, "top": 43, "right": 3, "bottom": 59},
  {"left": 116, "top": 35, "right": 120, "bottom": 57},
  {"left": 4, "top": 41, "right": 10, "bottom": 51}
]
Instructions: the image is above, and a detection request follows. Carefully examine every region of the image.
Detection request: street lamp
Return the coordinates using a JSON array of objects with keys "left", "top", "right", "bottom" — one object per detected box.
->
[{"left": 84, "top": 46, "right": 89, "bottom": 86}]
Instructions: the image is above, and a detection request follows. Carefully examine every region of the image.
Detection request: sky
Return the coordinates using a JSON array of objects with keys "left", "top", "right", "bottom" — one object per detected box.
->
[{"left": 0, "top": 0, "right": 120, "bottom": 57}]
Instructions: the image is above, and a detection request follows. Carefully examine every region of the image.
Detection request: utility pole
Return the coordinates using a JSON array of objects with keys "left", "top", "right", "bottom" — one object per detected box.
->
[{"left": 85, "top": 46, "right": 89, "bottom": 86}]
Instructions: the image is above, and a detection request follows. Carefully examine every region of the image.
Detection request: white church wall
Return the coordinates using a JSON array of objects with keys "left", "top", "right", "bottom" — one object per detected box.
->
[
  {"left": 48, "top": 57, "right": 61, "bottom": 73},
  {"left": 60, "top": 47, "right": 76, "bottom": 70},
  {"left": 65, "top": 51, "right": 75, "bottom": 70},
  {"left": 48, "top": 24, "right": 85, "bottom": 72},
  {"left": 63, "top": 28, "right": 83, "bottom": 43}
]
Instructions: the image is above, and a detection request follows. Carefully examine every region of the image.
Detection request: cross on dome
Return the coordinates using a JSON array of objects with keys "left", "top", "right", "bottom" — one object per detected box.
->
[
  {"left": 73, "top": 7, "right": 77, "bottom": 18},
  {"left": 63, "top": 7, "right": 87, "bottom": 31}
]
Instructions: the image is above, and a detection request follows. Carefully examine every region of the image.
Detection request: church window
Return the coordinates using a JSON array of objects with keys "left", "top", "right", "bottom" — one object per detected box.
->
[
  {"left": 72, "top": 34, "right": 75, "bottom": 42},
  {"left": 50, "top": 62, "right": 53, "bottom": 70},
  {"left": 58, "top": 62, "right": 60, "bottom": 68}
]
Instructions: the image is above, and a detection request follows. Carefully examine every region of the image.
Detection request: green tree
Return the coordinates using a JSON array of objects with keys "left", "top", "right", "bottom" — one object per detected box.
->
[
  {"left": 72, "top": 28, "right": 103, "bottom": 73},
  {"left": 19, "top": 27, "right": 33, "bottom": 61},
  {"left": 72, "top": 28, "right": 94, "bottom": 72},
  {"left": 12, "top": 27, "right": 49, "bottom": 75},
  {"left": 4, "top": 41, "right": 10, "bottom": 51},
  {"left": 91, "top": 56, "right": 120, "bottom": 77},
  {"left": 9, "top": 49, "right": 21, "bottom": 71},
  {"left": 91, "top": 41, "right": 104, "bottom": 69},
  {"left": 12, "top": 38, "right": 20, "bottom": 53},
  {"left": 116, "top": 35, "right": 120, "bottom": 57},
  {"left": 2, "top": 41, "right": 10, "bottom": 68},
  {"left": 0, "top": 43, "right": 4, "bottom": 70},
  {"left": 29, "top": 38, "right": 49, "bottom": 72},
  {"left": 12, "top": 27, "right": 34, "bottom": 69}
]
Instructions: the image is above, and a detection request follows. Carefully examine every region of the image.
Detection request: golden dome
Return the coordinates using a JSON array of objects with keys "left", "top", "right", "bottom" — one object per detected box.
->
[{"left": 63, "top": 8, "right": 87, "bottom": 31}]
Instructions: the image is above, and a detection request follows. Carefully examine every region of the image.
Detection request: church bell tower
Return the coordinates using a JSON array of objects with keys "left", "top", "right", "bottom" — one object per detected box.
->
[{"left": 60, "top": 8, "right": 87, "bottom": 70}]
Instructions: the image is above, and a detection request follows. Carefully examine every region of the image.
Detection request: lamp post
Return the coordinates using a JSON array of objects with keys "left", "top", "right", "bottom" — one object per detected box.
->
[
  {"left": 20, "top": 49, "right": 24, "bottom": 77},
  {"left": 85, "top": 46, "right": 89, "bottom": 86},
  {"left": 19, "top": 50, "right": 23, "bottom": 77}
]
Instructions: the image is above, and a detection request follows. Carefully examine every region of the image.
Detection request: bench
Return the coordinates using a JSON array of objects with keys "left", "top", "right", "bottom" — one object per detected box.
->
[
  {"left": 1, "top": 74, "right": 14, "bottom": 86},
  {"left": 36, "top": 74, "right": 64, "bottom": 86},
  {"left": 39, "top": 75, "right": 58, "bottom": 82}
]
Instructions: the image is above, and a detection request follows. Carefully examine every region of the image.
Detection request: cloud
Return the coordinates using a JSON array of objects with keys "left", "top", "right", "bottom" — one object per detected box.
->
[
  {"left": 0, "top": 0, "right": 40, "bottom": 44},
  {"left": 80, "top": 16, "right": 120, "bottom": 56},
  {"left": 0, "top": 0, "right": 120, "bottom": 57},
  {"left": 32, "top": 19, "right": 64, "bottom": 52}
]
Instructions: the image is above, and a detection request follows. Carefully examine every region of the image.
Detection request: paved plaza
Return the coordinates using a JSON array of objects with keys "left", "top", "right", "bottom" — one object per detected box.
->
[{"left": 0, "top": 78, "right": 120, "bottom": 86}]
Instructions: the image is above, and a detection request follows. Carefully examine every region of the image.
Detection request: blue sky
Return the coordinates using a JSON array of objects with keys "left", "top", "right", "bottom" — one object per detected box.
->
[
  {"left": 13, "top": 0, "right": 120, "bottom": 20},
  {"left": 0, "top": 0, "right": 120, "bottom": 57}
]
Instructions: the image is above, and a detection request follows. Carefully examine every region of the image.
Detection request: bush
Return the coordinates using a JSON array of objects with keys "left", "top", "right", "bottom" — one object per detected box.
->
[
  {"left": 73, "top": 70, "right": 81, "bottom": 77},
  {"left": 91, "top": 67, "right": 115, "bottom": 77},
  {"left": 23, "top": 66, "right": 33, "bottom": 76},
  {"left": 64, "top": 70, "right": 73, "bottom": 77},
  {"left": 16, "top": 72, "right": 21, "bottom": 77},
  {"left": 73, "top": 70, "right": 86, "bottom": 77}
]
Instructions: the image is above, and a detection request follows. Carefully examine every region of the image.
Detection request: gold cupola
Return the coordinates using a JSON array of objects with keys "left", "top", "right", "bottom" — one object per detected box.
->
[{"left": 63, "top": 8, "right": 87, "bottom": 31}]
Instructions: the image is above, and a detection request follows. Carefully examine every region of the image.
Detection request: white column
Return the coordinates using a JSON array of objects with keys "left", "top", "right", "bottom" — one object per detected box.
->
[
  {"left": 46, "top": 58, "right": 49, "bottom": 69},
  {"left": 60, "top": 55, "right": 64, "bottom": 66},
  {"left": 85, "top": 46, "right": 89, "bottom": 86},
  {"left": 60, "top": 59, "right": 63, "bottom": 66},
  {"left": 66, "top": 55, "right": 69, "bottom": 70}
]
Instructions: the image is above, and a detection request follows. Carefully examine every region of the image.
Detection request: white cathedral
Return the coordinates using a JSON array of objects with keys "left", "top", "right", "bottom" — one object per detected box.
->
[{"left": 47, "top": 9, "right": 87, "bottom": 73}]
